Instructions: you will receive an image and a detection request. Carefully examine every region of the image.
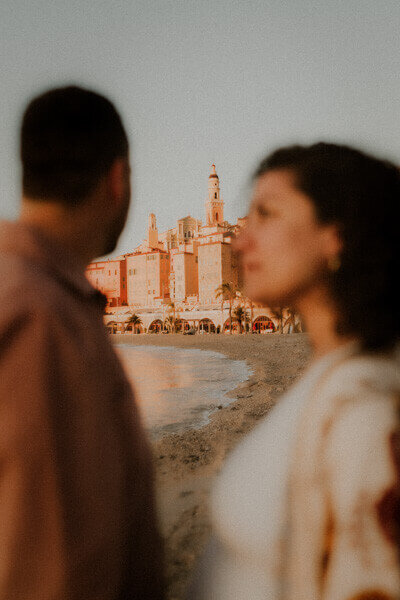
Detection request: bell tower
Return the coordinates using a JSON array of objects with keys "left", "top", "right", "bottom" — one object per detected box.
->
[
  {"left": 147, "top": 213, "right": 159, "bottom": 249},
  {"left": 206, "top": 164, "right": 224, "bottom": 226}
]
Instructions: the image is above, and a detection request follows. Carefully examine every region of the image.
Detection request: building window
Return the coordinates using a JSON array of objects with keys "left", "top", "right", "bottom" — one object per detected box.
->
[{"left": 215, "top": 192, "right": 217, "bottom": 199}]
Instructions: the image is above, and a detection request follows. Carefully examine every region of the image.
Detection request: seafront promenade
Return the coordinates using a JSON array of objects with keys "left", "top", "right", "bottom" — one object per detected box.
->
[
  {"left": 104, "top": 304, "right": 284, "bottom": 334},
  {"left": 114, "top": 332, "right": 310, "bottom": 600}
]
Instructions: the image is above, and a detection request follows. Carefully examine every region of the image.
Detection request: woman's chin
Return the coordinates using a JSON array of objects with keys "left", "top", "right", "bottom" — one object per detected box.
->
[{"left": 244, "top": 283, "right": 287, "bottom": 307}]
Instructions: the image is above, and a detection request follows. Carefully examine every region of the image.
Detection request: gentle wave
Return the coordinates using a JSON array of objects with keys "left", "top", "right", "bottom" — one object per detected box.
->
[{"left": 115, "top": 345, "right": 252, "bottom": 439}]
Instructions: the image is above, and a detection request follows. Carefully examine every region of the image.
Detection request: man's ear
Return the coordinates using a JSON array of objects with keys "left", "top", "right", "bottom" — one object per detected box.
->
[{"left": 107, "top": 158, "right": 126, "bottom": 206}]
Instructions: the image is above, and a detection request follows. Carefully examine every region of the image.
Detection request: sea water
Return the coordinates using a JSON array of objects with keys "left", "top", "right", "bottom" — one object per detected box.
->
[{"left": 115, "top": 345, "right": 252, "bottom": 439}]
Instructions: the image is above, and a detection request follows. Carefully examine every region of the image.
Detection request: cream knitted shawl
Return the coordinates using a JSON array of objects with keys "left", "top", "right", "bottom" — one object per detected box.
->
[{"left": 285, "top": 353, "right": 400, "bottom": 600}]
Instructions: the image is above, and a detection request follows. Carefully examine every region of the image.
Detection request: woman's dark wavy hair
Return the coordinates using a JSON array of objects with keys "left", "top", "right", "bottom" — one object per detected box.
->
[{"left": 255, "top": 142, "right": 400, "bottom": 352}]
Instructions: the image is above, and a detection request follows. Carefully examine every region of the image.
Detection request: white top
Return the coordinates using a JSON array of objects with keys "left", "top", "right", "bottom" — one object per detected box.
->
[{"left": 188, "top": 344, "right": 400, "bottom": 600}]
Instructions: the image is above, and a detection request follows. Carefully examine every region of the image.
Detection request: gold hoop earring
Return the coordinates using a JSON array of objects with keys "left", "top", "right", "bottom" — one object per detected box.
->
[{"left": 328, "top": 256, "right": 341, "bottom": 272}]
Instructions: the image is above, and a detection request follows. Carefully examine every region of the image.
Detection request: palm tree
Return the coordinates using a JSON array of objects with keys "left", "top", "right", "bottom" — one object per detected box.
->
[
  {"left": 244, "top": 306, "right": 251, "bottom": 333},
  {"left": 232, "top": 305, "right": 249, "bottom": 334},
  {"left": 283, "top": 308, "right": 295, "bottom": 333},
  {"left": 164, "top": 315, "right": 175, "bottom": 332},
  {"left": 125, "top": 314, "right": 142, "bottom": 334},
  {"left": 283, "top": 308, "right": 303, "bottom": 333},
  {"left": 215, "top": 282, "right": 238, "bottom": 334},
  {"left": 236, "top": 277, "right": 254, "bottom": 333},
  {"left": 166, "top": 301, "right": 177, "bottom": 332},
  {"left": 271, "top": 306, "right": 285, "bottom": 334},
  {"left": 242, "top": 297, "right": 254, "bottom": 333}
]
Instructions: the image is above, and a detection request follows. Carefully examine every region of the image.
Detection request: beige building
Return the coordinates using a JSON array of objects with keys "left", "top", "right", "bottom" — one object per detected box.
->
[
  {"left": 196, "top": 165, "right": 240, "bottom": 304},
  {"left": 159, "top": 215, "right": 202, "bottom": 251},
  {"left": 198, "top": 238, "right": 239, "bottom": 305},
  {"left": 134, "top": 213, "right": 164, "bottom": 253},
  {"left": 125, "top": 249, "right": 170, "bottom": 307},
  {"left": 169, "top": 241, "right": 199, "bottom": 302}
]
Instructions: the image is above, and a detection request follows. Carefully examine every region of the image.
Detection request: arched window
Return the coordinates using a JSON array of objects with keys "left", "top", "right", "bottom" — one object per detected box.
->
[
  {"left": 199, "top": 318, "right": 216, "bottom": 333},
  {"left": 215, "top": 192, "right": 217, "bottom": 199},
  {"left": 253, "top": 316, "right": 275, "bottom": 333}
]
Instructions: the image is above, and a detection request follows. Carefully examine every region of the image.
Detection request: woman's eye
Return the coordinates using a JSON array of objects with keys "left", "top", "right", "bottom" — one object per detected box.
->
[{"left": 256, "top": 206, "right": 270, "bottom": 218}]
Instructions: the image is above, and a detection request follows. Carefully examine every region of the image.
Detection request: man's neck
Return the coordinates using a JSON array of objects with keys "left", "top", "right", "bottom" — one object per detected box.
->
[{"left": 19, "top": 198, "right": 96, "bottom": 270}]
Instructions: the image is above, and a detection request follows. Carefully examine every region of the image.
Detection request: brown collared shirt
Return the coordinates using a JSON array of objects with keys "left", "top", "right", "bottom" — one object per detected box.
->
[{"left": 0, "top": 221, "right": 164, "bottom": 600}]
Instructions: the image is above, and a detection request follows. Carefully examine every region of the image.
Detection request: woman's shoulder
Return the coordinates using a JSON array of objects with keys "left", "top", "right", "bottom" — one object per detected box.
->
[
  {"left": 320, "top": 351, "right": 400, "bottom": 404},
  {"left": 296, "top": 350, "right": 400, "bottom": 457}
]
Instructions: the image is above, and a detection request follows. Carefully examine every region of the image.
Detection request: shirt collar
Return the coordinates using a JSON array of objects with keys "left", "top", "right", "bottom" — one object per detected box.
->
[{"left": 0, "top": 220, "right": 107, "bottom": 309}]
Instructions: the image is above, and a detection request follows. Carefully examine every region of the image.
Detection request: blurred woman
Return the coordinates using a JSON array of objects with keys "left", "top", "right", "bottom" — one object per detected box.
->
[{"left": 188, "top": 143, "right": 400, "bottom": 599}]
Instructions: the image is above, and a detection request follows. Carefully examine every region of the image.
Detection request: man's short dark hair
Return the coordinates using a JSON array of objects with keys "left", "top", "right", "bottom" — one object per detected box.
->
[{"left": 21, "top": 86, "right": 129, "bottom": 205}]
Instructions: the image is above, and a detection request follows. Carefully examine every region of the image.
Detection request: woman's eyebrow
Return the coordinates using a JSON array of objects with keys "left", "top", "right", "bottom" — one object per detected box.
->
[{"left": 253, "top": 194, "right": 279, "bottom": 205}]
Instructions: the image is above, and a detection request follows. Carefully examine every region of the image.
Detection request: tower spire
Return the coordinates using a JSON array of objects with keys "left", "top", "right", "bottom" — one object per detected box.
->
[
  {"left": 206, "top": 164, "right": 224, "bottom": 226},
  {"left": 147, "top": 213, "right": 158, "bottom": 248}
]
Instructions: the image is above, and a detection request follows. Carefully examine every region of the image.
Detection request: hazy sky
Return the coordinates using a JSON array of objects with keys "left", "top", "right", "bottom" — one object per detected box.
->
[{"left": 1, "top": 0, "right": 399, "bottom": 255}]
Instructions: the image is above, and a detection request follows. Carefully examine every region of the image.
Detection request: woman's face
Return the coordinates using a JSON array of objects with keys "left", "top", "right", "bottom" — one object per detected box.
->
[{"left": 235, "top": 169, "right": 340, "bottom": 307}]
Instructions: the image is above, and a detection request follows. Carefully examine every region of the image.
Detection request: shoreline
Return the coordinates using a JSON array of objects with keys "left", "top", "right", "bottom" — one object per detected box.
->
[{"left": 115, "top": 333, "right": 311, "bottom": 599}]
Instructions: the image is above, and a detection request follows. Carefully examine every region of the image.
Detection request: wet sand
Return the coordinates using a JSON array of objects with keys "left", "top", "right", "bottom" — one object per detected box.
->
[{"left": 115, "top": 332, "right": 311, "bottom": 600}]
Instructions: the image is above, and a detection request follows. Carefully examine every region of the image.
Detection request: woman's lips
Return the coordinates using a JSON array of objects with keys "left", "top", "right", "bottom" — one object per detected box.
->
[{"left": 245, "top": 262, "right": 260, "bottom": 272}]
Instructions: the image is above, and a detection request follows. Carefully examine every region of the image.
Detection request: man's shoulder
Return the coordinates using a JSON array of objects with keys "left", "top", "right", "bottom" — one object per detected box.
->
[{"left": 0, "top": 253, "right": 86, "bottom": 333}]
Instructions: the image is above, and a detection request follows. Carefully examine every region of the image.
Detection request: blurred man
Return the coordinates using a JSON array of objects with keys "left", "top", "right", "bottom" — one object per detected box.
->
[{"left": 0, "top": 86, "right": 164, "bottom": 599}]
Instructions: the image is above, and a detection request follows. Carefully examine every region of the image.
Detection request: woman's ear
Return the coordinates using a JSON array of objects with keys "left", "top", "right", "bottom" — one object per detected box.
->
[{"left": 323, "top": 222, "right": 343, "bottom": 262}]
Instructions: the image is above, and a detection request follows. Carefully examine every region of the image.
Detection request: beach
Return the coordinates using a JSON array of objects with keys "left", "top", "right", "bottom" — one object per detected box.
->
[{"left": 115, "top": 332, "right": 311, "bottom": 599}]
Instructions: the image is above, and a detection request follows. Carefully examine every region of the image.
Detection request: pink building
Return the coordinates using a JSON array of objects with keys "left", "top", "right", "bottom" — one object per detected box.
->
[{"left": 86, "top": 257, "right": 127, "bottom": 307}]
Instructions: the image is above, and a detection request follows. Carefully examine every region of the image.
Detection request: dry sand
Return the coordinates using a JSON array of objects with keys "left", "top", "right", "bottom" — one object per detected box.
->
[{"left": 115, "top": 332, "right": 311, "bottom": 599}]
